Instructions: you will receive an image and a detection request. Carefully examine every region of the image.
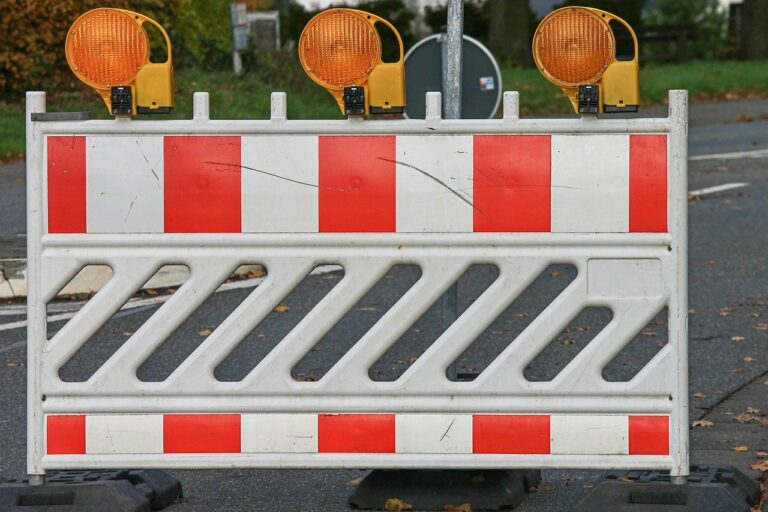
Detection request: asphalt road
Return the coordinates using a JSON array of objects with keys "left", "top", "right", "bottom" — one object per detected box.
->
[{"left": 0, "top": 99, "right": 766, "bottom": 511}]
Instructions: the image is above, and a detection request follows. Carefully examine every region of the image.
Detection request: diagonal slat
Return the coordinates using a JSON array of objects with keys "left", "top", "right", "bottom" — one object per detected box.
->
[
  {"left": 164, "top": 258, "right": 317, "bottom": 390},
  {"left": 44, "top": 260, "right": 160, "bottom": 369},
  {"left": 475, "top": 275, "right": 587, "bottom": 392},
  {"left": 396, "top": 258, "right": 548, "bottom": 391},
  {"left": 239, "top": 258, "right": 394, "bottom": 391},
  {"left": 86, "top": 260, "right": 237, "bottom": 390},
  {"left": 320, "top": 258, "right": 470, "bottom": 390}
]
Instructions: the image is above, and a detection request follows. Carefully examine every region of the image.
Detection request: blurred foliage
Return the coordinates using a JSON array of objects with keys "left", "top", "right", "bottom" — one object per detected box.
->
[
  {"left": 643, "top": 0, "right": 728, "bottom": 61},
  {"left": 0, "top": 0, "right": 232, "bottom": 99}
]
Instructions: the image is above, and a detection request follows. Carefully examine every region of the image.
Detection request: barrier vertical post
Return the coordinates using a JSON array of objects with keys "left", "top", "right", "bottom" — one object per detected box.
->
[
  {"left": 669, "top": 89, "right": 690, "bottom": 484},
  {"left": 26, "top": 92, "right": 46, "bottom": 486}
]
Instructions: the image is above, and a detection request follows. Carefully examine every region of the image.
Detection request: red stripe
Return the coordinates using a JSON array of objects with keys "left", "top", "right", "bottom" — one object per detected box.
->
[
  {"left": 47, "top": 136, "right": 86, "bottom": 233},
  {"left": 629, "top": 135, "right": 667, "bottom": 232},
  {"left": 473, "top": 135, "right": 551, "bottom": 232},
  {"left": 318, "top": 414, "right": 395, "bottom": 453},
  {"left": 163, "top": 414, "right": 241, "bottom": 453},
  {"left": 318, "top": 136, "right": 396, "bottom": 232},
  {"left": 47, "top": 415, "right": 85, "bottom": 454},
  {"left": 164, "top": 136, "right": 241, "bottom": 232},
  {"left": 473, "top": 415, "right": 550, "bottom": 454},
  {"left": 628, "top": 415, "right": 669, "bottom": 455}
]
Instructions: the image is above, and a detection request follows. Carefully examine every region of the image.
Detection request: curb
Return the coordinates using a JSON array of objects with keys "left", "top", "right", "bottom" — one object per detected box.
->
[{"left": 0, "top": 259, "right": 262, "bottom": 299}]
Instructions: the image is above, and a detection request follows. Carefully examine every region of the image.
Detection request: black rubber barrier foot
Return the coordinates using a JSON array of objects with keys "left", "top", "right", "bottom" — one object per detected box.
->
[
  {"left": 46, "top": 469, "right": 183, "bottom": 510},
  {"left": 575, "top": 465, "right": 761, "bottom": 512},
  {"left": 0, "top": 480, "right": 150, "bottom": 512},
  {"left": 348, "top": 469, "right": 542, "bottom": 511},
  {"left": 0, "top": 470, "right": 182, "bottom": 511}
]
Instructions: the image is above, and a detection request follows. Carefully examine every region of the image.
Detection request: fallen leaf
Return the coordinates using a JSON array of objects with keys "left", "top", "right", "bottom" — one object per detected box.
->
[
  {"left": 122, "top": 331, "right": 133, "bottom": 336},
  {"left": 746, "top": 406, "right": 760, "bottom": 414},
  {"left": 693, "top": 392, "right": 706, "bottom": 398},
  {"left": 617, "top": 476, "right": 635, "bottom": 483},
  {"left": 692, "top": 419, "right": 714, "bottom": 428},
  {"left": 246, "top": 269, "right": 265, "bottom": 278},
  {"left": 731, "top": 336, "right": 746, "bottom": 342},
  {"left": 561, "top": 338, "right": 576, "bottom": 345},
  {"left": 515, "top": 312, "right": 529, "bottom": 318},
  {"left": 145, "top": 289, "right": 159, "bottom": 295},
  {"left": 444, "top": 504, "right": 472, "bottom": 512},
  {"left": 642, "top": 329, "right": 657, "bottom": 337},
  {"left": 733, "top": 413, "right": 754, "bottom": 424},
  {"left": 274, "top": 304, "right": 290, "bottom": 313},
  {"left": 408, "top": 356, "right": 418, "bottom": 364},
  {"left": 743, "top": 356, "right": 756, "bottom": 363},
  {"left": 6, "top": 361, "right": 23, "bottom": 368},
  {"left": 749, "top": 461, "right": 768, "bottom": 472},
  {"left": 550, "top": 271, "right": 562, "bottom": 277},
  {"left": 756, "top": 451, "right": 768, "bottom": 458},
  {"left": 384, "top": 498, "right": 413, "bottom": 511},
  {"left": 346, "top": 477, "right": 363, "bottom": 487},
  {"left": 754, "top": 322, "right": 768, "bottom": 331},
  {"left": 732, "top": 445, "right": 749, "bottom": 453},
  {"left": 197, "top": 328, "right": 212, "bottom": 336}
]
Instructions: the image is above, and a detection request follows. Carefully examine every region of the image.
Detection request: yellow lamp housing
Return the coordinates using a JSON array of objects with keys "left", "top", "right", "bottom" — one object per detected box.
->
[
  {"left": 65, "top": 8, "right": 174, "bottom": 116},
  {"left": 532, "top": 6, "right": 639, "bottom": 115},
  {"left": 298, "top": 8, "right": 406, "bottom": 116}
]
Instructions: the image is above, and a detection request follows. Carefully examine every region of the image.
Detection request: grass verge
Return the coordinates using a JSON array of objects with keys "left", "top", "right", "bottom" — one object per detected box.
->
[{"left": 1, "top": 60, "right": 767, "bottom": 161}]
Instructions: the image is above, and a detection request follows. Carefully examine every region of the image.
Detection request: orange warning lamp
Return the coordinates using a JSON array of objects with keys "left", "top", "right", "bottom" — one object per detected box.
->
[
  {"left": 299, "top": 8, "right": 405, "bottom": 116},
  {"left": 533, "top": 7, "right": 639, "bottom": 114},
  {"left": 66, "top": 8, "right": 174, "bottom": 116}
]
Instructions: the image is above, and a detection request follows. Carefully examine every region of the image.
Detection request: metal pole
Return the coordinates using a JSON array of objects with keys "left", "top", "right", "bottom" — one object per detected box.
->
[
  {"left": 444, "top": 0, "right": 464, "bottom": 119},
  {"left": 443, "top": 0, "right": 463, "bottom": 381}
]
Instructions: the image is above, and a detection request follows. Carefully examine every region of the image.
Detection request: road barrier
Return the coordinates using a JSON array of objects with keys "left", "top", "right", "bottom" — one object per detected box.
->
[{"left": 26, "top": 90, "right": 688, "bottom": 481}]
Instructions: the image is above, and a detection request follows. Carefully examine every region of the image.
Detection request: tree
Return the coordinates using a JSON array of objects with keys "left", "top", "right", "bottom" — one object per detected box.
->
[
  {"left": 741, "top": 0, "right": 768, "bottom": 59},
  {"left": 486, "top": 0, "right": 535, "bottom": 67}
]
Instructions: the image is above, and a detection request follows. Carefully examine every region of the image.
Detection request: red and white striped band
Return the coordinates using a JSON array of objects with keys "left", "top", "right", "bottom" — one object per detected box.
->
[
  {"left": 46, "top": 413, "right": 669, "bottom": 456},
  {"left": 46, "top": 134, "right": 667, "bottom": 234}
]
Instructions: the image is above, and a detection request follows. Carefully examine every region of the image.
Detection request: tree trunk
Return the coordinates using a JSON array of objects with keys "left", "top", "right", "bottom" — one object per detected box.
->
[
  {"left": 741, "top": 0, "right": 768, "bottom": 59},
  {"left": 487, "top": 0, "right": 533, "bottom": 67}
]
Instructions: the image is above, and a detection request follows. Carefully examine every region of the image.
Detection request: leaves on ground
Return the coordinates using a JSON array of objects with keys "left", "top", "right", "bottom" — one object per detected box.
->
[
  {"left": 197, "top": 328, "right": 212, "bottom": 336},
  {"left": 444, "top": 504, "right": 472, "bottom": 512},
  {"left": 754, "top": 322, "right": 768, "bottom": 331},
  {"left": 384, "top": 498, "right": 413, "bottom": 511},
  {"left": 692, "top": 419, "right": 714, "bottom": 428},
  {"left": 732, "top": 445, "right": 750, "bottom": 453},
  {"left": 731, "top": 336, "right": 746, "bottom": 342},
  {"left": 743, "top": 356, "right": 756, "bottom": 363},
  {"left": 273, "top": 304, "right": 290, "bottom": 313},
  {"left": 749, "top": 460, "right": 768, "bottom": 472},
  {"left": 693, "top": 391, "right": 706, "bottom": 398}
]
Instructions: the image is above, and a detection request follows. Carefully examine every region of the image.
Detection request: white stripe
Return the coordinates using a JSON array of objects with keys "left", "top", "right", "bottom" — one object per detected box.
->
[
  {"left": 241, "top": 136, "right": 318, "bottom": 232},
  {"left": 86, "top": 136, "right": 164, "bottom": 233},
  {"left": 396, "top": 135, "right": 473, "bottom": 232},
  {"left": 85, "top": 415, "right": 163, "bottom": 454},
  {"left": 241, "top": 414, "right": 318, "bottom": 453},
  {"left": 395, "top": 414, "right": 472, "bottom": 454},
  {"left": 550, "top": 415, "right": 628, "bottom": 455},
  {"left": 551, "top": 135, "right": 629, "bottom": 233},
  {"left": 689, "top": 148, "right": 768, "bottom": 161},
  {"left": 688, "top": 182, "right": 749, "bottom": 197}
]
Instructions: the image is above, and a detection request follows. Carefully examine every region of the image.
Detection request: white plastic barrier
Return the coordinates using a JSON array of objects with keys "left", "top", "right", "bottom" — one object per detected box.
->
[{"left": 26, "top": 90, "right": 688, "bottom": 479}]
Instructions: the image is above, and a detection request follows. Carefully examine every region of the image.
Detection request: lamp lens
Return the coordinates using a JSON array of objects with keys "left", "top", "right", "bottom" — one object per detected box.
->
[{"left": 534, "top": 8, "right": 614, "bottom": 87}]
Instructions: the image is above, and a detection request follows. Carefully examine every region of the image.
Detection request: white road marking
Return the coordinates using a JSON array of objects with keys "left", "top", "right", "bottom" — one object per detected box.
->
[
  {"left": 688, "top": 182, "right": 750, "bottom": 197},
  {"left": 690, "top": 148, "right": 768, "bottom": 161}
]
